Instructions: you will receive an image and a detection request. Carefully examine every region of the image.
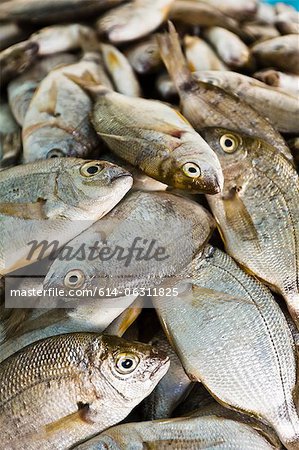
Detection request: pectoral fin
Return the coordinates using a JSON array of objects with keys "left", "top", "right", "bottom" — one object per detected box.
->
[{"left": 0, "top": 198, "right": 47, "bottom": 219}]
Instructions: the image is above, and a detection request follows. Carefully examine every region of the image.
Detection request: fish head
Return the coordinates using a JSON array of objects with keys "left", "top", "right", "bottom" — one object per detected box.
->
[
  {"left": 162, "top": 138, "right": 224, "bottom": 194},
  {"left": 200, "top": 127, "right": 260, "bottom": 187},
  {"left": 55, "top": 158, "right": 133, "bottom": 219},
  {"left": 23, "top": 126, "right": 98, "bottom": 161},
  {"left": 90, "top": 335, "right": 170, "bottom": 406}
]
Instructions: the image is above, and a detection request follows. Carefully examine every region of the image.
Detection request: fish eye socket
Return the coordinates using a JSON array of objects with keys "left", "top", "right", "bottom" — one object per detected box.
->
[
  {"left": 80, "top": 162, "right": 102, "bottom": 177},
  {"left": 47, "top": 149, "right": 65, "bottom": 158},
  {"left": 115, "top": 353, "right": 140, "bottom": 374},
  {"left": 219, "top": 134, "right": 239, "bottom": 153},
  {"left": 182, "top": 162, "right": 201, "bottom": 178},
  {"left": 64, "top": 269, "right": 85, "bottom": 289}
]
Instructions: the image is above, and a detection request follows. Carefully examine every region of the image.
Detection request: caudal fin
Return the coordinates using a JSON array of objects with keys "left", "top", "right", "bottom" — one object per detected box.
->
[{"left": 157, "top": 22, "right": 196, "bottom": 94}]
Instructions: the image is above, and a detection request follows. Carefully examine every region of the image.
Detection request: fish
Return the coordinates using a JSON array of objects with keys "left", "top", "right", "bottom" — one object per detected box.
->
[
  {"left": 193, "top": 70, "right": 299, "bottom": 133},
  {"left": 154, "top": 245, "right": 299, "bottom": 449},
  {"left": 8, "top": 53, "right": 77, "bottom": 126},
  {"left": 96, "top": 0, "right": 174, "bottom": 44},
  {"left": 276, "top": 12, "right": 299, "bottom": 35},
  {"left": 251, "top": 35, "right": 299, "bottom": 75},
  {"left": 199, "top": 127, "right": 299, "bottom": 328},
  {"left": 0, "top": 333, "right": 170, "bottom": 450},
  {"left": 101, "top": 43, "right": 141, "bottom": 97},
  {"left": 184, "top": 35, "right": 227, "bottom": 72},
  {"left": 72, "top": 415, "right": 277, "bottom": 450},
  {"left": 43, "top": 190, "right": 215, "bottom": 296},
  {"left": 29, "top": 24, "right": 96, "bottom": 56},
  {"left": 169, "top": 1, "right": 239, "bottom": 31},
  {"left": 157, "top": 22, "right": 292, "bottom": 161},
  {"left": 0, "top": 158, "right": 133, "bottom": 275},
  {"left": 22, "top": 51, "right": 113, "bottom": 161},
  {"left": 0, "top": 40, "right": 39, "bottom": 86},
  {"left": 254, "top": 69, "right": 299, "bottom": 96},
  {"left": 203, "top": 27, "right": 251, "bottom": 68},
  {"left": 0, "top": 101, "right": 21, "bottom": 170},
  {"left": 142, "top": 330, "right": 193, "bottom": 420},
  {"left": 195, "top": 0, "right": 258, "bottom": 20},
  {"left": 242, "top": 22, "right": 280, "bottom": 42},
  {"left": 72, "top": 82, "right": 223, "bottom": 193},
  {"left": 0, "top": 0, "right": 127, "bottom": 22},
  {"left": 125, "top": 35, "right": 162, "bottom": 74},
  {"left": 254, "top": 1, "right": 276, "bottom": 24}
]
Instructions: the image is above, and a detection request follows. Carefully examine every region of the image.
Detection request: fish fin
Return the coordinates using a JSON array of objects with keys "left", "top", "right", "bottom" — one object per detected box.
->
[
  {"left": 40, "top": 81, "right": 58, "bottom": 116},
  {"left": 63, "top": 71, "right": 109, "bottom": 100},
  {"left": 105, "top": 298, "right": 143, "bottom": 337},
  {"left": 0, "top": 198, "right": 47, "bottom": 220},
  {"left": 222, "top": 188, "right": 260, "bottom": 243},
  {"left": 157, "top": 22, "right": 196, "bottom": 93},
  {"left": 191, "top": 285, "right": 254, "bottom": 306}
]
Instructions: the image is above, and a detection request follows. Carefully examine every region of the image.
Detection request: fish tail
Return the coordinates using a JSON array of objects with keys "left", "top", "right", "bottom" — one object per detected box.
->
[
  {"left": 63, "top": 71, "right": 110, "bottom": 100},
  {"left": 157, "top": 22, "right": 196, "bottom": 95}
]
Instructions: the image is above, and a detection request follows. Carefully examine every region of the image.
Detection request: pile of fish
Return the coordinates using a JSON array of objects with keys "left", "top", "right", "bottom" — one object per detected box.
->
[{"left": 0, "top": 0, "right": 299, "bottom": 448}]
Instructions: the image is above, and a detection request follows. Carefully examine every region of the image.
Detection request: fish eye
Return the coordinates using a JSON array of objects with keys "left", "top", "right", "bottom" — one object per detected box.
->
[
  {"left": 64, "top": 269, "right": 85, "bottom": 289},
  {"left": 182, "top": 162, "right": 201, "bottom": 178},
  {"left": 80, "top": 162, "right": 103, "bottom": 177},
  {"left": 115, "top": 353, "right": 140, "bottom": 374},
  {"left": 219, "top": 134, "right": 239, "bottom": 153},
  {"left": 47, "top": 149, "right": 65, "bottom": 158}
]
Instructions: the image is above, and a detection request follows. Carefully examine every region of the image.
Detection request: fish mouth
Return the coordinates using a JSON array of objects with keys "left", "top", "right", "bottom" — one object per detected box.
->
[{"left": 110, "top": 171, "right": 132, "bottom": 182}]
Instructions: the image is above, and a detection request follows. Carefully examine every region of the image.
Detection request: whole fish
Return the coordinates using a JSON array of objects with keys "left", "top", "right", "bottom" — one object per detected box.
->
[
  {"left": 184, "top": 35, "right": 227, "bottom": 72},
  {"left": 157, "top": 23, "right": 292, "bottom": 161},
  {"left": 43, "top": 190, "right": 215, "bottom": 295},
  {"left": 96, "top": 0, "right": 174, "bottom": 44},
  {"left": 22, "top": 52, "right": 112, "bottom": 161},
  {"left": 8, "top": 53, "right": 77, "bottom": 126},
  {"left": 154, "top": 246, "right": 299, "bottom": 449},
  {"left": 142, "top": 330, "right": 193, "bottom": 420},
  {"left": 199, "top": 127, "right": 299, "bottom": 328},
  {"left": 74, "top": 83, "right": 223, "bottom": 193},
  {"left": 0, "top": 101, "right": 21, "bottom": 170},
  {"left": 251, "top": 35, "right": 299, "bottom": 74},
  {"left": 0, "top": 40, "right": 39, "bottom": 86},
  {"left": 29, "top": 24, "right": 96, "bottom": 55},
  {"left": 0, "top": 333, "right": 170, "bottom": 450},
  {"left": 101, "top": 43, "right": 141, "bottom": 97},
  {"left": 0, "top": 158, "right": 133, "bottom": 275},
  {"left": 169, "top": 1, "right": 239, "bottom": 31},
  {"left": 72, "top": 415, "right": 277, "bottom": 450},
  {"left": 193, "top": 70, "right": 299, "bottom": 133},
  {"left": 254, "top": 69, "right": 299, "bottom": 95},
  {"left": 126, "top": 35, "right": 162, "bottom": 74},
  {"left": 203, "top": 27, "right": 251, "bottom": 68},
  {"left": 0, "top": 0, "right": 127, "bottom": 22}
]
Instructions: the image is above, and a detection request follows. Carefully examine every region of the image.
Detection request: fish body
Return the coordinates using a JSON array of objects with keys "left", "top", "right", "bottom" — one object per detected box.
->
[
  {"left": 154, "top": 246, "right": 299, "bottom": 449},
  {"left": 0, "top": 0, "right": 127, "bottom": 22},
  {"left": 22, "top": 53, "right": 112, "bottom": 161},
  {"left": 72, "top": 415, "right": 277, "bottom": 450},
  {"left": 196, "top": 0, "right": 258, "bottom": 20},
  {"left": 157, "top": 23, "right": 292, "bottom": 161},
  {"left": 0, "top": 40, "right": 39, "bottom": 85},
  {"left": 88, "top": 86, "right": 223, "bottom": 193},
  {"left": 0, "top": 101, "right": 21, "bottom": 169},
  {"left": 0, "top": 333, "right": 169, "bottom": 450},
  {"left": 251, "top": 35, "right": 299, "bottom": 74},
  {"left": 0, "top": 158, "right": 133, "bottom": 274},
  {"left": 29, "top": 24, "right": 96, "bottom": 55},
  {"left": 8, "top": 53, "right": 77, "bottom": 126},
  {"left": 101, "top": 43, "right": 141, "bottom": 97},
  {"left": 203, "top": 26, "right": 251, "bottom": 68},
  {"left": 43, "top": 190, "right": 215, "bottom": 296},
  {"left": 96, "top": 0, "right": 174, "bottom": 44},
  {"left": 184, "top": 35, "right": 227, "bottom": 72},
  {"left": 199, "top": 127, "right": 299, "bottom": 327},
  {"left": 193, "top": 70, "right": 299, "bottom": 133}
]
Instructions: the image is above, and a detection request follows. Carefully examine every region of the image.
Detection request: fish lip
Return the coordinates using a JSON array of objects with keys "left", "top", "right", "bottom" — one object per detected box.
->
[
  {"left": 149, "top": 355, "right": 170, "bottom": 379},
  {"left": 110, "top": 172, "right": 132, "bottom": 182}
]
